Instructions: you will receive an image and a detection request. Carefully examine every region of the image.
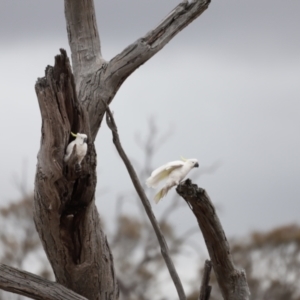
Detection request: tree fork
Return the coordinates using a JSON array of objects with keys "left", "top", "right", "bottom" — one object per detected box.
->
[{"left": 3, "top": 0, "right": 213, "bottom": 299}]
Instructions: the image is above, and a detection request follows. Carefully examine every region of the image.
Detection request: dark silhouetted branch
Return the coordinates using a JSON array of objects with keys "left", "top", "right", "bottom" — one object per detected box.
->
[
  {"left": 0, "top": 264, "right": 87, "bottom": 300},
  {"left": 105, "top": 106, "right": 186, "bottom": 300},
  {"left": 177, "top": 179, "right": 250, "bottom": 300},
  {"left": 199, "top": 260, "right": 212, "bottom": 300}
]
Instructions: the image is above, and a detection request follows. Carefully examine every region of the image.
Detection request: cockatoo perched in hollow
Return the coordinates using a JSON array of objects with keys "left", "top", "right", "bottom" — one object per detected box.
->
[
  {"left": 146, "top": 157, "right": 199, "bottom": 203},
  {"left": 64, "top": 132, "right": 88, "bottom": 164}
]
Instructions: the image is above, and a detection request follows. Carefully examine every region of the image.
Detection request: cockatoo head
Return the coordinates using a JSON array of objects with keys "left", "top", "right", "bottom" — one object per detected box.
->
[
  {"left": 187, "top": 158, "right": 199, "bottom": 168},
  {"left": 71, "top": 132, "right": 88, "bottom": 144},
  {"left": 181, "top": 156, "right": 199, "bottom": 168}
]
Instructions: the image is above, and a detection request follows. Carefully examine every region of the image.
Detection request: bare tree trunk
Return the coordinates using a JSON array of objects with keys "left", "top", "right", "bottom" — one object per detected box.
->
[
  {"left": 33, "top": 1, "right": 211, "bottom": 299},
  {"left": 177, "top": 180, "right": 250, "bottom": 300},
  {"left": 34, "top": 51, "right": 119, "bottom": 299},
  {"left": 1, "top": 1, "right": 212, "bottom": 299}
]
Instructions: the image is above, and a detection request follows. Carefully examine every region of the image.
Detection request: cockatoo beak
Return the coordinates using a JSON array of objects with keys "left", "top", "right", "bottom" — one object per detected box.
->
[
  {"left": 195, "top": 162, "right": 199, "bottom": 168},
  {"left": 70, "top": 132, "right": 77, "bottom": 137},
  {"left": 84, "top": 137, "right": 88, "bottom": 143}
]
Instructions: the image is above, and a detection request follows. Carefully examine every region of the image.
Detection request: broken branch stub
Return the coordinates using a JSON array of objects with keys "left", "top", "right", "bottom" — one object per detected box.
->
[{"left": 176, "top": 179, "right": 250, "bottom": 300}]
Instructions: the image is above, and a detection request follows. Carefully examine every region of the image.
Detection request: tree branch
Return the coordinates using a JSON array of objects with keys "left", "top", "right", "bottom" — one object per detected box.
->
[
  {"left": 0, "top": 264, "right": 88, "bottom": 300},
  {"left": 199, "top": 260, "right": 212, "bottom": 300},
  {"left": 176, "top": 179, "right": 250, "bottom": 300},
  {"left": 73, "top": 0, "right": 211, "bottom": 141},
  {"left": 105, "top": 0, "right": 210, "bottom": 93},
  {"left": 31, "top": 0, "right": 212, "bottom": 298},
  {"left": 105, "top": 106, "right": 186, "bottom": 300},
  {"left": 64, "top": 0, "right": 105, "bottom": 89}
]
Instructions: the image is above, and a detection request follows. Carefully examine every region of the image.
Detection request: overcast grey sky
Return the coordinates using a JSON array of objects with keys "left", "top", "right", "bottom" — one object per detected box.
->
[{"left": 0, "top": 0, "right": 299, "bottom": 243}]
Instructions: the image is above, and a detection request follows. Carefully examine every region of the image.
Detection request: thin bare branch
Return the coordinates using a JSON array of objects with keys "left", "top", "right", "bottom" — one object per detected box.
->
[
  {"left": 176, "top": 179, "right": 250, "bottom": 300},
  {"left": 199, "top": 260, "right": 212, "bottom": 300},
  {"left": 0, "top": 263, "right": 87, "bottom": 300},
  {"left": 105, "top": 0, "right": 210, "bottom": 93},
  {"left": 105, "top": 106, "right": 186, "bottom": 300}
]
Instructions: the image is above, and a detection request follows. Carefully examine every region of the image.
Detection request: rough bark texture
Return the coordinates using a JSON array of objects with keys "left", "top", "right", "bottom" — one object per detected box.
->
[
  {"left": 0, "top": 263, "right": 88, "bottom": 300},
  {"left": 0, "top": 0, "right": 215, "bottom": 299},
  {"left": 29, "top": 1, "right": 212, "bottom": 300},
  {"left": 64, "top": 0, "right": 105, "bottom": 92},
  {"left": 34, "top": 50, "right": 118, "bottom": 300},
  {"left": 177, "top": 180, "right": 250, "bottom": 300}
]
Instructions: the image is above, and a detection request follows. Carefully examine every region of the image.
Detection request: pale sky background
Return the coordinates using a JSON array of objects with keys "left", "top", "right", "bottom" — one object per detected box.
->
[{"left": 0, "top": 0, "right": 299, "bottom": 263}]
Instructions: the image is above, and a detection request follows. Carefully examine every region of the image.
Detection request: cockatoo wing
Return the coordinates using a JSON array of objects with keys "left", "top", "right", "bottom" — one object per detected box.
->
[
  {"left": 64, "top": 141, "right": 75, "bottom": 162},
  {"left": 76, "top": 143, "right": 87, "bottom": 157},
  {"left": 146, "top": 160, "right": 184, "bottom": 188},
  {"left": 154, "top": 186, "right": 172, "bottom": 203},
  {"left": 77, "top": 143, "right": 88, "bottom": 164}
]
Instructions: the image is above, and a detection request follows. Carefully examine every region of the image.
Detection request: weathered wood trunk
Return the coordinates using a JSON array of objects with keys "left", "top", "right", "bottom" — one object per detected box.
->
[
  {"left": 0, "top": 2, "right": 252, "bottom": 300},
  {"left": 32, "top": 1, "right": 211, "bottom": 299},
  {"left": 34, "top": 51, "right": 118, "bottom": 299},
  {"left": 177, "top": 180, "right": 250, "bottom": 300}
]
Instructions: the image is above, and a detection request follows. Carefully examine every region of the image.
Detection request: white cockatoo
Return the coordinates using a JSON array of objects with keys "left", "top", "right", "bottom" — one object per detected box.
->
[
  {"left": 146, "top": 157, "right": 199, "bottom": 203},
  {"left": 64, "top": 132, "right": 88, "bottom": 164}
]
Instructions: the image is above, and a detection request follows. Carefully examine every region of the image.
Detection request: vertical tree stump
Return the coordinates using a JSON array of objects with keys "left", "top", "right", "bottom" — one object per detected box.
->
[{"left": 34, "top": 50, "right": 118, "bottom": 299}]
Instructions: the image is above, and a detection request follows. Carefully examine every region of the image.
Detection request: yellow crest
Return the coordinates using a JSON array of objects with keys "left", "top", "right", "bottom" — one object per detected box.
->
[
  {"left": 180, "top": 156, "right": 187, "bottom": 162},
  {"left": 70, "top": 132, "right": 77, "bottom": 137}
]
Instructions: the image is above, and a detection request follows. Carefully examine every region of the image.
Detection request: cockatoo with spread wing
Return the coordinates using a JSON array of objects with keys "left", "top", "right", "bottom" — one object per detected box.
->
[
  {"left": 146, "top": 157, "right": 199, "bottom": 203},
  {"left": 64, "top": 132, "right": 88, "bottom": 164}
]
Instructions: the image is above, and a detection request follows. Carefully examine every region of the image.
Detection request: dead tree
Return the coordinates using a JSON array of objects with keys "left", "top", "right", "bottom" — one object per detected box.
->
[{"left": 0, "top": 1, "right": 249, "bottom": 299}]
